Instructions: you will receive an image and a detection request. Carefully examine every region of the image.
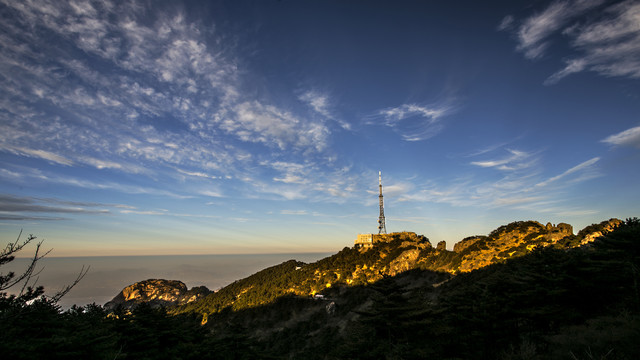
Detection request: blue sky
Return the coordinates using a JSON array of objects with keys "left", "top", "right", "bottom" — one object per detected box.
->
[{"left": 1, "top": 0, "right": 639, "bottom": 256}]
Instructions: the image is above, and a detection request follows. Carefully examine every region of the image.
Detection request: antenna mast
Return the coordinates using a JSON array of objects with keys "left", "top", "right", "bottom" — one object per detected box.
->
[{"left": 377, "top": 171, "right": 387, "bottom": 234}]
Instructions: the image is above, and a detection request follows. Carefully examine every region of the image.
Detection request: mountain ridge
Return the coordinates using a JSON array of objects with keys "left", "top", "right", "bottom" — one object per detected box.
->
[
  {"left": 106, "top": 218, "right": 623, "bottom": 316},
  {"left": 199, "top": 217, "right": 639, "bottom": 359}
]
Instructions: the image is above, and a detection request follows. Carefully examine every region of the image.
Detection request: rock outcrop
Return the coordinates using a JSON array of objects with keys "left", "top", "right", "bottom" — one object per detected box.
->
[
  {"left": 447, "top": 220, "right": 626, "bottom": 273},
  {"left": 387, "top": 248, "right": 421, "bottom": 276},
  {"left": 577, "top": 218, "right": 622, "bottom": 245},
  {"left": 454, "top": 221, "right": 575, "bottom": 272},
  {"left": 104, "top": 279, "right": 211, "bottom": 311},
  {"left": 453, "top": 235, "right": 486, "bottom": 253}
]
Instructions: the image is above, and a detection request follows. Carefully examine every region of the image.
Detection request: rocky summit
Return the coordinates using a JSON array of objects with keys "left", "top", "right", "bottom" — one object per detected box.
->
[{"left": 104, "top": 279, "right": 211, "bottom": 311}]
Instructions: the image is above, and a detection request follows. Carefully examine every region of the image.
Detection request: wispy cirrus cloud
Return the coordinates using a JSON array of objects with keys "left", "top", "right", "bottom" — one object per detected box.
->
[
  {"left": 0, "top": 214, "right": 67, "bottom": 221},
  {"left": 602, "top": 125, "right": 640, "bottom": 148},
  {"left": 367, "top": 181, "right": 414, "bottom": 200},
  {"left": 249, "top": 181, "right": 307, "bottom": 201},
  {"left": 176, "top": 168, "right": 219, "bottom": 180},
  {"left": 502, "top": 0, "right": 640, "bottom": 84},
  {"left": 118, "top": 207, "right": 250, "bottom": 221},
  {"left": 471, "top": 149, "right": 537, "bottom": 171},
  {"left": 237, "top": 161, "right": 361, "bottom": 203},
  {"left": 0, "top": 0, "right": 239, "bottom": 174},
  {"left": 298, "top": 90, "right": 352, "bottom": 131},
  {"left": 0, "top": 193, "right": 112, "bottom": 221},
  {"left": 397, "top": 142, "right": 601, "bottom": 218},
  {"left": 511, "top": 0, "right": 605, "bottom": 60},
  {"left": 2, "top": 146, "right": 74, "bottom": 166},
  {"left": 280, "top": 210, "right": 308, "bottom": 215},
  {"left": 534, "top": 157, "right": 601, "bottom": 188},
  {"left": 221, "top": 101, "right": 328, "bottom": 151},
  {"left": 0, "top": 0, "right": 335, "bottom": 201},
  {"left": 299, "top": 90, "right": 332, "bottom": 119},
  {"left": 0, "top": 165, "right": 193, "bottom": 199},
  {"left": 120, "top": 209, "right": 167, "bottom": 216},
  {"left": 78, "top": 156, "right": 148, "bottom": 174},
  {"left": 266, "top": 161, "right": 311, "bottom": 185},
  {"left": 199, "top": 190, "right": 224, "bottom": 198},
  {"left": 371, "top": 101, "right": 456, "bottom": 141}
]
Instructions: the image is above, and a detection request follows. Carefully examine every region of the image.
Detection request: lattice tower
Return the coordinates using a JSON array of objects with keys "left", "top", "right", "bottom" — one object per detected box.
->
[{"left": 377, "top": 171, "right": 387, "bottom": 234}]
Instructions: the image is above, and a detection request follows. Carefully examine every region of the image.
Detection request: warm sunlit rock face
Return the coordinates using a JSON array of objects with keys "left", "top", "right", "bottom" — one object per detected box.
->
[
  {"left": 453, "top": 221, "right": 568, "bottom": 272},
  {"left": 121, "top": 279, "right": 187, "bottom": 301},
  {"left": 579, "top": 218, "right": 623, "bottom": 245},
  {"left": 105, "top": 279, "right": 211, "bottom": 311},
  {"left": 451, "top": 219, "right": 621, "bottom": 273}
]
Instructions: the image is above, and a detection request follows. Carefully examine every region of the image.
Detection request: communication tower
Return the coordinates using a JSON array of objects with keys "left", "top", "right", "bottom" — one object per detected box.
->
[{"left": 377, "top": 171, "right": 387, "bottom": 234}]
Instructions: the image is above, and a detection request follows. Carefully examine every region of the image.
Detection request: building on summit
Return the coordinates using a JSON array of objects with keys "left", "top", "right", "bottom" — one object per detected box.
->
[{"left": 354, "top": 233, "right": 377, "bottom": 248}]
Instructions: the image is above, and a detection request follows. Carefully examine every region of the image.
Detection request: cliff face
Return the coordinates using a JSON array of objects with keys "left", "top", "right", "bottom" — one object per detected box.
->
[{"left": 104, "top": 279, "right": 211, "bottom": 311}]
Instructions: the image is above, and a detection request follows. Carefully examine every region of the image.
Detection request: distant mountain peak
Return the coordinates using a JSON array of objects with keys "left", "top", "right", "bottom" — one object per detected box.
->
[{"left": 105, "top": 279, "right": 211, "bottom": 311}]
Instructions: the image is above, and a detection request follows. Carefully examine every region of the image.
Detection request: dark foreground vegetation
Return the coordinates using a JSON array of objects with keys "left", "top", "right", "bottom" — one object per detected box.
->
[{"left": 2, "top": 219, "right": 640, "bottom": 359}]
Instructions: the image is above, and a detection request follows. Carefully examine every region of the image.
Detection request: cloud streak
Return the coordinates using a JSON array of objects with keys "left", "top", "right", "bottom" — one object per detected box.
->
[
  {"left": 2, "top": 146, "right": 74, "bottom": 166},
  {"left": 471, "top": 149, "right": 536, "bottom": 171},
  {"left": 602, "top": 125, "right": 640, "bottom": 148},
  {"left": 534, "top": 157, "right": 600, "bottom": 188},
  {"left": 280, "top": 210, "right": 308, "bottom": 215},
  {"left": 503, "top": 0, "right": 640, "bottom": 83},
  {"left": 0, "top": 194, "right": 112, "bottom": 221},
  {"left": 372, "top": 102, "right": 456, "bottom": 141},
  {"left": 396, "top": 143, "right": 601, "bottom": 218}
]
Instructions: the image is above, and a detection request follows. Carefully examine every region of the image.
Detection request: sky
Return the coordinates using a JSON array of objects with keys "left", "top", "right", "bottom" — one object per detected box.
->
[{"left": 1, "top": 0, "right": 639, "bottom": 257}]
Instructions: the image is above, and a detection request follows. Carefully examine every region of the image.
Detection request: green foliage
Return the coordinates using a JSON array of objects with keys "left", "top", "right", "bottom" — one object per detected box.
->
[
  {"left": 554, "top": 234, "right": 582, "bottom": 248},
  {"left": 174, "top": 259, "right": 308, "bottom": 316},
  {"left": 489, "top": 221, "right": 544, "bottom": 239},
  {"left": 460, "top": 234, "right": 488, "bottom": 243}
]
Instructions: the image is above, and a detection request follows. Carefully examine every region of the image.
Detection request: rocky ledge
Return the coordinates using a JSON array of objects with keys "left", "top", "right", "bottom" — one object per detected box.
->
[{"left": 104, "top": 279, "right": 211, "bottom": 311}]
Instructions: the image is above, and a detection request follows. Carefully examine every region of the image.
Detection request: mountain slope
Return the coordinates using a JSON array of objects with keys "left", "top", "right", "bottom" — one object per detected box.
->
[
  {"left": 169, "top": 219, "right": 622, "bottom": 318},
  {"left": 201, "top": 218, "right": 640, "bottom": 359}
]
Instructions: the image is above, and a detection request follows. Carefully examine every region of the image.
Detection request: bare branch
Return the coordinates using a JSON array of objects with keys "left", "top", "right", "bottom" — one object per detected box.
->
[
  {"left": 2, "top": 231, "right": 88, "bottom": 304},
  {"left": 0, "top": 238, "right": 51, "bottom": 292},
  {"left": 50, "top": 265, "right": 90, "bottom": 302},
  {"left": 0, "top": 230, "right": 31, "bottom": 265},
  {"left": 1, "top": 232, "right": 51, "bottom": 291},
  {"left": 17, "top": 240, "right": 51, "bottom": 296}
]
